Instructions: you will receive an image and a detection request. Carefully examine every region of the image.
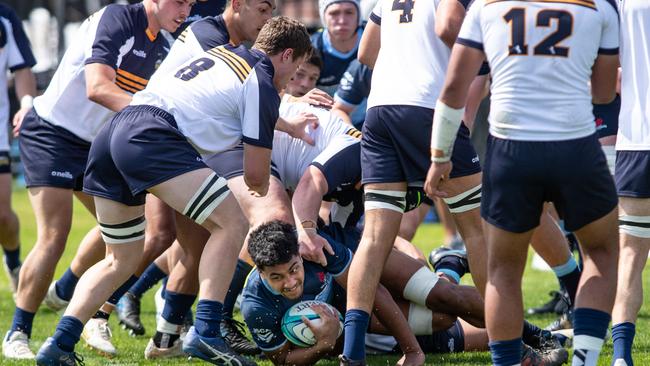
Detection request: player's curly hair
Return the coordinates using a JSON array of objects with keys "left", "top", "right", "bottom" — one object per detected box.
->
[
  {"left": 248, "top": 220, "right": 300, "bottom": 270},
  {"left": 253, "top": 16, "right": 313, "bottom": 61}
]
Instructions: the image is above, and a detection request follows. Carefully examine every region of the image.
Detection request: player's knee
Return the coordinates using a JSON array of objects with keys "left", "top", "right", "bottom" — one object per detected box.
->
[
  {"left": 619, "top": 215, "right": 650, "bottom": 240},
  {"left": 364, "top": 189, "right": 406, "bottom": 213},
  {"left": 182, "top": 173, "right": 230, "bottom": 226},
  {"left": 144, "top": 226, "right": 176, "bottom": 254},
  {"left": 403, "top": 267, "right": 439, "bottom": 306},
  {"left": 442, "top": 184, "right": 481, "bottom": 214},
  {"left": 0, "top": 208, "right": 16, "bottom": 228}
]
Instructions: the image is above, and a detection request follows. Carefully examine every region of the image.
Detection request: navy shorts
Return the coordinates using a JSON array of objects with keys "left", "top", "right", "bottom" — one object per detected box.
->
[
  {"left": 615, "top": 151, "right": 650, "bottom": 198},
  {"left": 204, "top": 143, "right": 280, "bottom": 180},
  {"left": 481, "top": 133, "right": 618, "bottom": 233},
  {"left": 361, "top": 105, "right": 480, "bottom": 185},
  {"left": 0, "top": 152, "right": 11, "bottom": 174},
  {"left": 19, "top": 108, "right": 90, "bottom": 190},
  {"left": 83, "top": 105, "right": 207, "bottom": 206}
]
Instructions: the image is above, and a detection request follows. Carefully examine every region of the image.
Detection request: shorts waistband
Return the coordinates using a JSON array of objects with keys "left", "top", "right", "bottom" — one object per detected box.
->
[{"left": 123, "top": 105, "right": 178, "bottom": 129}]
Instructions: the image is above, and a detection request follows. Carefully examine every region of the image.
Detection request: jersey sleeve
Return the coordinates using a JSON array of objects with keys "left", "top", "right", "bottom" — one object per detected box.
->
[
  {"left": 241, "top": 62, "right": 280, "bottom": 149},
  {"left": 598, "top": 0, "right": 619, "bottom": 54},
  {"left": 369, "top": 0, "right": 382, "bottom": 24},
  {"left": 311, "top": 135, "right": 361, "bottom": 196},
  {"left": 319, "top": 230, "right": 353, "bottom": 276},
  {"left": 84, "top": 5, "right": 134, "bottom": 69},
  {"left": 456, "top": 0, "right": 484, "bottom": 50},
  {"left": 241, "top": 298, "right": 287, "bottom": 351},
  {"left": 1, "top": 7, "right": 36, "bottom": 72},
  {"left": 334, "top": 60, "right": 372, "bottom": 107}
]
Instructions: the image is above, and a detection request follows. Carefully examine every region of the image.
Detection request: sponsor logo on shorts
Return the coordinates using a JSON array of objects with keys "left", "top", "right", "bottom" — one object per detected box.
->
[
  {"left": 133, "top": 49, "right": 147, "bottom": 58},
  {"left": 51, "top": 171, "right": 74, "bottom": 179},
  {"left": 0, "top": 157, "right": 9, "bottom": 167},
  {"left": 448, "top": 338, "right": 455, "bottom": 353},
  {"left": 472, "top": 155, "right": 479, "bottom": 164}
]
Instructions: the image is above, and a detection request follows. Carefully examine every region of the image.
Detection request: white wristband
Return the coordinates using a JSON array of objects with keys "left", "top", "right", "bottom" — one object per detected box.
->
[
  {"left": 20, "top": 95, "right": 34, "bottom": 109},
  {"left": 431, "top": 100, "right": 464, "bottom": 162}
]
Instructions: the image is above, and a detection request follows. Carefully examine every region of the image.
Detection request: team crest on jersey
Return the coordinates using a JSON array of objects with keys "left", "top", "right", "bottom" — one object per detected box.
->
[{"left": 253, "top": 328, "right": 275, "bottom": 343}]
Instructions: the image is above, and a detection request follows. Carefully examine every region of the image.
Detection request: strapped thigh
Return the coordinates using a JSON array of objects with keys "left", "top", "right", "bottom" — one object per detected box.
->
[
  {"left": 443, "top": 184, "right": 481, "bottom": 214},
  {"left": 619, "top": 215, "right": 650, "bottom": 238},
  {"left": 364, "top": 189, "right": 406, "bottom": 213},
  {"left": 182, "top": 172, "right": 231, "bottom": 225},
  {"left": 99, "top": 216, "right": 146, "bottom": 244}
]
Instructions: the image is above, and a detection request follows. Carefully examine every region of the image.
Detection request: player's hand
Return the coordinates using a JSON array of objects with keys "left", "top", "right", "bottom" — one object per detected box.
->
[
  {"left": 298, "top": 88, "right": 333, "bottom": 109},
  {"left": 303, "top": 303, "right": 340, "bottom": 347},
  {"left": 298, "top": 229, "right": 334, "bottom": 266},
  {"left": 396, "top": 349, "right": 425, "bottom": 366},
  {"left": 283, "top": 112, "right": 319, "bottom": 146},
  {"left": 12, "top": 107, "right": 30, "bottom": 136},
  {"left": 424, "top": 161, "right": 453, "bottom": 198}
]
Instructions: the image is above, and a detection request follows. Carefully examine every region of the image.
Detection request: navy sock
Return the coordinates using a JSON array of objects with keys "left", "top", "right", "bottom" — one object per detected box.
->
[
  {"left": 612, "top": 322, "right": 635, "bottom": 366},
  {"left": 435, "top": 258, "right": 466, "bottom": 284},
  {"left": 161, "top": 276, "right": 168, "bottom": 299},
  {"left": 162, "top": 291, "right": 197, "bottom": 325},
  {"left": 55, "top": 268, "right": 80, "bottom": 301},
  {"left": 573, "top": 307, "right": 611, "bottom": 366},
  {"left": 129, "top": 263, "right": 166, "bottom": 299},
  {"left": 11, "top": 307, "right": 35, "bottom": 337},
  {"left": 489, "top": 338, "right": 522, "bottom": 366},
  {"left": 552, "top": 256, "right": 581, "bottom": 307},
  {"left": 342, "top": 309, "right": 370, "bottom": 361},
  {"left": 195, "top": 299, "right": 223, "bottom": 338},
  {"left": 52, "top": 316, "right": 84, "bottom": 352},
  {"left": 107, "top": 275, "right": 138, "bottom": 306},
  {"left": 223, "top": 260, "right": 253, "bottom": 318},
  {"left": 3, "top": 247, "right": 20, "bottom": 270}
]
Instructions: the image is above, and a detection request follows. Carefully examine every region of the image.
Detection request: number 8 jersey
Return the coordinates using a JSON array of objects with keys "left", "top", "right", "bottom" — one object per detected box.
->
[
  {"left": 367, "top": 0, "right": 470, "bottom": 110},
  {"left": 458, "top": 0, "right": 618, "bottom": 141}
]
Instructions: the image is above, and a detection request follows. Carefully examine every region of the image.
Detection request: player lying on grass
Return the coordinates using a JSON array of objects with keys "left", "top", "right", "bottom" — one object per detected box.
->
[{"left": 242, "top": 221, "right": 568, "bottom": 365}]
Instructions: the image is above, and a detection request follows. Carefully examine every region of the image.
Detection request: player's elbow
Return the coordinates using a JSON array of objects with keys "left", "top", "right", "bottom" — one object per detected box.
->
[
  {"left": 435, "top": 23, "right": 457, "bottom": 48},
  {"left": 86, "top": 82, "right": 105, "bottom": 105},
  {"left": 244, "top": 171, "right": 270, "bottom": 196},
  {"left": 592, "top": 89, "right": 617, "bottom": 105}
]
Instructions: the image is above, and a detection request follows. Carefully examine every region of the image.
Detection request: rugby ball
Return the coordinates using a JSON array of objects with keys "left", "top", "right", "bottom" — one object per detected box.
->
[{"left": 281, "top": 300, "right": 344, "bottom": 347}]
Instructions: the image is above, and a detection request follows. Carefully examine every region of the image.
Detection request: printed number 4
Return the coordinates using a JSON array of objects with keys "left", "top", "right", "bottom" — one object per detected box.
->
[
  {"left": 504, "top": 8, "right": 572, "bottom": 57},
  {"left": 392, "top": 0, "right": 415, "bottom": 23}
]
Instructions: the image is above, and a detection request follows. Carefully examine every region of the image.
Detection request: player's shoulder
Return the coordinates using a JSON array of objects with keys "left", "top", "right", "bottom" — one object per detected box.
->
[
  {"left": 205, "top": 44, "right": 268, "bottom": 83},
  {"left": 96, "top": 2, "right": 145, "bottom": 29},
  {"left": 187, "top": 15, "right": 230, "bottom": 46},
  {"left": 0, "top": 4, "right": 19, "bottom": 22}
]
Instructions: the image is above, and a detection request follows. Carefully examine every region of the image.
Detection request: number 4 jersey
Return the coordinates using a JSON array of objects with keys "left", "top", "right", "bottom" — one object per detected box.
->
[
  {"left": 132, "top": 44, "right": 280, "bottom": 156},
  {"left": 367, "top": 0, "right": 471, "bottom": 110},
  {"left": 458, "top": 0, "right": 618, "bottom": 141}
]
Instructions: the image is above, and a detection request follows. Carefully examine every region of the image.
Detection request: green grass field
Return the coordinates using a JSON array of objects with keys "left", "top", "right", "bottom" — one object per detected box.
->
[{"left": 0, "top": 187, "right": 648, "bottom": 365}]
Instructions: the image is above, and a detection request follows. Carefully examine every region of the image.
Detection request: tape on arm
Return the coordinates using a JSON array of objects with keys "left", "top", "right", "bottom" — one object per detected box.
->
[{"left": 431, "top": 100, "right": 464, "bottom": 163}]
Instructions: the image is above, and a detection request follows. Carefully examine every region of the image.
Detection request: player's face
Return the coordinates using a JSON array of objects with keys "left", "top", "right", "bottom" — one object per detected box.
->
[
  {"left": 324, "top": 3, "right": 358, "bottom": 41},
  {"left": 155, "top": 0, "right": 195, "bottom": 33},
  {"left": 275, "top": 53, "right": 309, "bottom": 91},
  {"left": 285, "top": 62, "right": 320, "bottom": 97},
  {"left": 261, "top": 256, "right": 305, "bottom": 300},
  {"left": 239, "top": 0, "right": 275, "bottom": 42}
]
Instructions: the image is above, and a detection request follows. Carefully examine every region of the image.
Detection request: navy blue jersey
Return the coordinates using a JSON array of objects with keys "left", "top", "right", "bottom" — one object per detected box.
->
[
  {"left": 310, "top": 26, "right": 363, "bottom": 96},
  {"left": 241, "top": 232, "right": 352, "bottom": 351},
  {"left": 33, "top": 3, "right": 169, "bottom": 142},
  {"left": 334, "top": 59, "right": 372, "bottom": 128},
  {"left": 171, "top": 0, "right": 227, "bottom": 38}
]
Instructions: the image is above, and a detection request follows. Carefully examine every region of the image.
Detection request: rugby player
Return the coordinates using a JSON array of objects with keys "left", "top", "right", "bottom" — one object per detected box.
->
[
  {"left": 424, "top": 0, "right": 620, "bottom": 364},
  {"left": 34, "top": 16, "right": 312, "bottom": 366},
  {"left": 2, "top": 0, "right": 192, "bottom": 359},
  {"left": 0, "top": 3, "right": 36, "bottom": 295}
]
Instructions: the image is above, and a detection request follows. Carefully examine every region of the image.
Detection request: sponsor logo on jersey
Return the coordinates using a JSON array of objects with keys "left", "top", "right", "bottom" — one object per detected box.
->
[
  {"left": 51, "top": 171, "right": 74, "bottom": 179},
  {"left": 133, "top": 49, "right": 147, "bottom": 58},
  {"left": 253, "top": 328, "right": 275, "bottom": 343}
]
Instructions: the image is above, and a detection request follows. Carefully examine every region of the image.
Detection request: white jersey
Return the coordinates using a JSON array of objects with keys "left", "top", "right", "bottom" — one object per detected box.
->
[
  {"left": 459, "top": 0, "right": 619, "bottom": 141},
  {"left": 616, "top": 0, "right": 650, "bottom": 150},
  {"left": 156, "top": 15, "right": 230, "bottom": 78},
  {"left": 0, "top": 5, "right": 36, "bottom": 151},
  {"left": 272, "top": 102, "right": 359, "bottom": 191},
  {"left": 33, "top": 3, "right": 168, "bottom": 142},
  {"left": 367, "top": 0, "right": 451, "bottom": 109},
  {"left": 133, "top": 44, "right": 280, "bottom": 155}
]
